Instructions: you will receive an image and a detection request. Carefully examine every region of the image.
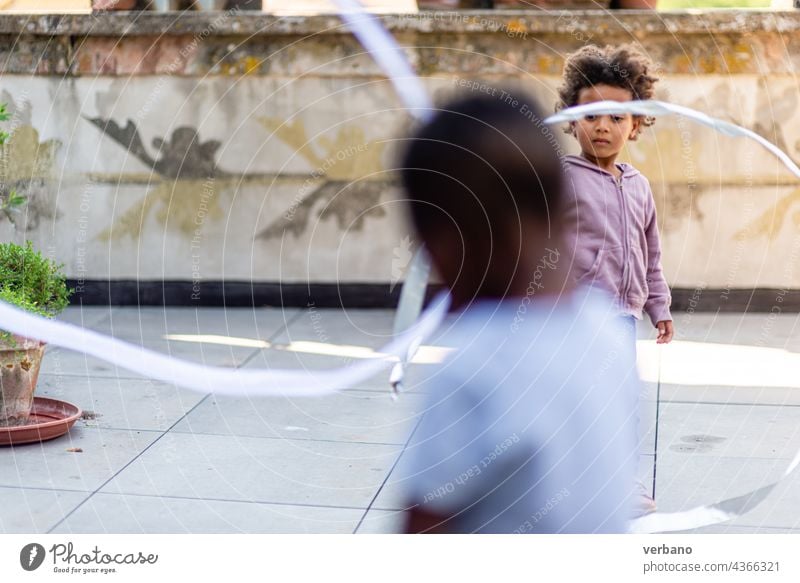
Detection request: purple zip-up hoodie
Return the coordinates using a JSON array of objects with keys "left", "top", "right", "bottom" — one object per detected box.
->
[{"left": 562, "top": 155, "right": 672, "bottom": 326}]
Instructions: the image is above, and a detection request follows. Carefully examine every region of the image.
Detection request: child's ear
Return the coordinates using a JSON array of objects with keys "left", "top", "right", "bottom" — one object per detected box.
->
[{"left": 629, "top": 117, "right": 642, "bottom": 141}]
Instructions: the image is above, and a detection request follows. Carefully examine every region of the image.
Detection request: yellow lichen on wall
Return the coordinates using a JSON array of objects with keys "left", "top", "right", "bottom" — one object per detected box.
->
[
  {"left": 735, "top": 188, "right": 800, "bottom": 241},
  {"left": 0, "top": 126, "right": 60, "bottom": 182},
  {"left": 97, "top": 179, "right": 228, "bottom": 241},
  {"left": 258, "top": 117, "right": 387, "bottom": 180}
]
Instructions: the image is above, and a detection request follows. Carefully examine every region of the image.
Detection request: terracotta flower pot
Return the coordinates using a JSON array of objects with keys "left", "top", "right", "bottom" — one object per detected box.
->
[{"left": 0, "top": 336, "right": 46, "bottom": 427}]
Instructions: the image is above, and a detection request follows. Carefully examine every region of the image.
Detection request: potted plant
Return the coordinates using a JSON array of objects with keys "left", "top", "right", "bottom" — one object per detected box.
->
[{"left": 0, "top": 241, "right": 71, "bottom": 426}]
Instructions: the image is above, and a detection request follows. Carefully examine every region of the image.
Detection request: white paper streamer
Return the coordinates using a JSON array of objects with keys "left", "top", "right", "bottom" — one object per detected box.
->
[
  {"left": 334, "top": 0, "right": 432, "bottom": 118},
  {"left": 545, "top": 100, "right": 800, "bottom": 180},
  {"left": 332, "top": 0, "right": 435, "bottom": 391},
  {"left": 630, "top": 448, "right": 800, "bottom": 534},
  {"left": 0, "top": 292, "right": 449, "bottom": 397}
]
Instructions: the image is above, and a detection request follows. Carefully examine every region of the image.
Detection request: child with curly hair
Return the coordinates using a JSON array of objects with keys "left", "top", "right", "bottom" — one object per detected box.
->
[
  {"left": 558, "top": 44, "right": 674, "bottom": 346},
  {"left": 557, "top": 44, "right": 674, "bottom": 515}
]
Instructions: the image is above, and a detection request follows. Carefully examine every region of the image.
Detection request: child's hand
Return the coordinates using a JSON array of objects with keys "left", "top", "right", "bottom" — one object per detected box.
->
[{"left": 656, "top": 320, "right": 674, "bottom": 344}]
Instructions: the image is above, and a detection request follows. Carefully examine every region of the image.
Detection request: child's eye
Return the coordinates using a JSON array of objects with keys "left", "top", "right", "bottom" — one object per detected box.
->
[
  {"left": 612, "top": 116, "right": 626, "bottom": 123},
  {"left": 584, "top": 115, "right": 597, "bottom": 121}
]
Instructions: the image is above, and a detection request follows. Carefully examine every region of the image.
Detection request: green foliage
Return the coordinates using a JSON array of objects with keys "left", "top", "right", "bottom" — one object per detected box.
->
[
  {"left": 4, "top": 192, "right": 25, "bottom": 208},
  {"left": 0, "top": 241, "right": 71, "bottom": 319}
]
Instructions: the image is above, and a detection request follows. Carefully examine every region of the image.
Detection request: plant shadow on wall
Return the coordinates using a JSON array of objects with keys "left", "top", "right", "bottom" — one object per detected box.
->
[
  {"left": 0, "top": 104, "right": 27, "bottom": 220},
  {"left": 630, "top": 80, "right": 800, "bottom": 242},
  {"left": 85, "top": 117, "right": 233, "bottom": 240},
  {"left": 256, "top": 117, "right": 390, "bottom": 240},
  {"left": 733, "top": 81, "right": 800, "bottom": 241},
  {"left": 0, "top": 94, "right": 60, "bottom": 232},
  {"left": 85, "top": 115, "right": 391, "bottom": 242}
]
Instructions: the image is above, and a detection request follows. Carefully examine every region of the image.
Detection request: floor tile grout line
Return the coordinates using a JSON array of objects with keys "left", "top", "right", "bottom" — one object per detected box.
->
[
  {"left": 235, "top": 309, "right": 306, "bottom": 369},
  {"left": 635, "top": 453, "right": 800, "bottom": 462},
  {"left": 163, "top": 429, "right": 410, "bottom": 447},
  {"left": 45, "top": 310, "right": 306, "bottom": 534},
  {"left": 0, "top": 482, "right": 410, "bottom": 514},
  {"left": 37, "top": 371, "right": 436, "bottom": 396},
  {"left": 352, "top": 412, "right": 425, "bottom": 534},
  {"left": 61, "top": 490, "right": 379, "bottom": 512},
  {"left": 658, "top": 400, "right": 800, "bottom": 408},
  {"left": 53, "top": 424, "right": 413, "bottom": 448},
  {"left": 707, "top": 524, "right": 800, "bottom": 533},
  {"left": 0, "top": 484, "right": 92, "bottom": 494},
  {"left": 45, "top": 394, "right": 214, "bottom": 534},
  {"left": 652, "top": 347, "right": 662, "bottom": 500}
]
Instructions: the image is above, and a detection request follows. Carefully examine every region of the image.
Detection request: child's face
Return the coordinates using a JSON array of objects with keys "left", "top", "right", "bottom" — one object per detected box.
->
[{"left": 571, "top": 84, "right": 641, "bottom": 168}]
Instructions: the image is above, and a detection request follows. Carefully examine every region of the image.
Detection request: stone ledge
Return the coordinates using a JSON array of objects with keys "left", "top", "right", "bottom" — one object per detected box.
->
[
  {"left": 0, "top": 10, "right": 797, "bottom": 37},
  {"left": 0, "top": 9, "right": 796, "bottom": 76}
]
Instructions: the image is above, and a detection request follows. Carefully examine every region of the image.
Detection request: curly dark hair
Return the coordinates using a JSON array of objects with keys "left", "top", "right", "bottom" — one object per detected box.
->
[{"left": 556, "top": 44, "right": 659, "bottom": 130}]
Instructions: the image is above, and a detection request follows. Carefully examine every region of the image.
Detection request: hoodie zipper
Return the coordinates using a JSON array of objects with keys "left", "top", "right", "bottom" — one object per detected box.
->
[{"left": 617, "top": 175, "right": 631, "bottom": 302}]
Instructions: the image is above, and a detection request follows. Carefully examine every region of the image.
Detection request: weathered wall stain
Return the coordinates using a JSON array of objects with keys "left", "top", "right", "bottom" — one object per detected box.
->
[
  {"left": 256, "top": 116, "right": 389, "bottom": 240},
  {"left": 634, "top": 79, "right": 800, "bottom": 241},
  {"left": 643, "top": 84, "right": 744, "bottom": 233},
  {"left": 86, "top": 117, "right": 233, "bottom": 240},
  {"left": 258, "top": 179, "right": 388, "bottom": 240},
  {"left": 258, "top": 117, "right": 386, "bottom": 180},
  {"left": 735, "top": 188, "right": 800, "bottom": 241},
  {"left": 0, "top": 108, "right": 61, "bottom": 231},
  {"left": 671, "top": 40, "right": 754, "bottom": 75},
  {"left": 653, "top": 183, "right": 703, "bottom": 234},
  {"left": 1, "top": 90, "right": 32, "bottom": 127},
  {"left": 751, "top": 80, "right": 797, "bottom": 165},
  {"left": 1, "top": 125, "right": 60, "bottom": 182},
  {"left": 86, "top": 118, "right": 229, "bottom": 179},
  {"left": 735, "top": 80, "right": 800, "bottom": 241}
]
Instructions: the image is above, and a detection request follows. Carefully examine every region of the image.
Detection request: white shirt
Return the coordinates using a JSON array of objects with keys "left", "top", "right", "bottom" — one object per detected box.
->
[{"left": 399, "top": 287, "right": 639, "bottom": 533}]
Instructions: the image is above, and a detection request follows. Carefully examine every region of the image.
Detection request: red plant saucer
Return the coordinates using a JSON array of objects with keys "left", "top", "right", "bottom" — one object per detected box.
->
[{"left": 0, "top": 397, "right": 82, "bottom": 446}]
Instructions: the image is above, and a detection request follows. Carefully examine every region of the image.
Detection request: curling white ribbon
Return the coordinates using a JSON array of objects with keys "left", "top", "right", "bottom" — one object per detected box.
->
[
  {"left": 332, "top": 0, "right": 435, "bottom": 390},
  {"left": 630, "top": 448, "right": 800, "bottom": 534},
  {"left": 545, "top": 100, "right": 800, "bottom": 180},
  {"left": 0, "top": 292, "right": 449, "bottom": 397},
  {"left": 334, "top": 0, "right": 432, "bottom": 118}
]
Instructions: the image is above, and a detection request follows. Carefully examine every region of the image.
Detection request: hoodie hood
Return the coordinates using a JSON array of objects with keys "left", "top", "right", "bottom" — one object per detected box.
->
[{"left": 563, "top": 154, "right": 641, "bottom": 179}]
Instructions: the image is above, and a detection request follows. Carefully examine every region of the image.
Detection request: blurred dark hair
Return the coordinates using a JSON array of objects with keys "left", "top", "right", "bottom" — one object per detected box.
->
[{"left": 400, "top": 91, "right": 563, "bottom": 244}]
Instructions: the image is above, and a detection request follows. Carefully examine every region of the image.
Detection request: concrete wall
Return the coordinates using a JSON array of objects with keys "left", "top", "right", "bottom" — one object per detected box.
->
[{"left": 0, "top": 10, "right": 798, "bottom": 300}]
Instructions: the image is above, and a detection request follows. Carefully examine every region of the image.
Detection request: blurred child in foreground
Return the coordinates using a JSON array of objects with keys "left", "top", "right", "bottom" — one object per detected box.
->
[{"left": 396, "top": 92, "right": 640, "bottom": 533}]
